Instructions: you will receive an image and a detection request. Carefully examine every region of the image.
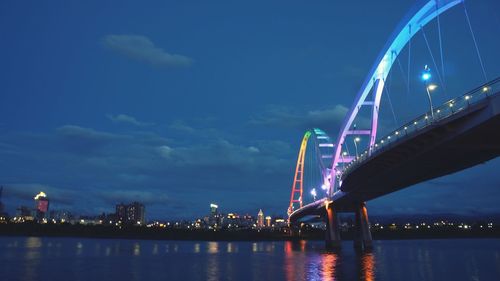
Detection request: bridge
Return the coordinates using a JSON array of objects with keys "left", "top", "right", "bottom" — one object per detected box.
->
[{"left": 286, "top": 0, "right": 500, "bottom": 250}]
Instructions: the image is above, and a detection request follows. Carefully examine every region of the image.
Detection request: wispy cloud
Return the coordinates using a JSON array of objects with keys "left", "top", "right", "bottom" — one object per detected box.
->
[
  {"left": 103, "top": 34, "right": 193, "bottom": 67},
  {"left": 107, "top": 114, "right": 154, "bottom": 127},
  {"left": 250, "top": 104, "right": 350, "bottom": 132}
]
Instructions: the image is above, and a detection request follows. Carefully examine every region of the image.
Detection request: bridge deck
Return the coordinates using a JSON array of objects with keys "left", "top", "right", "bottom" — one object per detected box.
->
[{"left": 290, "top": 87, "right": 500, "bottom": 222}]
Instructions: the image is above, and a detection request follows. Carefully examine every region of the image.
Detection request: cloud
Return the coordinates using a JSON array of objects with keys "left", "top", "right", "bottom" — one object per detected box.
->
[
  {"left": 97, "top": 190, "right": 171, "bottom": 206},
  {"left": 158, "top": 145, "right": 173, "bottom": 158},
  {"left": 0, "top": 126, "right": 293, "bottom": 219},
  {"left": 56, "top": 125, "right": 126, "bottom": 154},
  {"left": 250, "top": 104, "right": 349, "bottom": 132},
  {"left": 107, "top": 114, "right": 154, "bottom": 127},
  {"left": 103, "top": 34, "right": 193, "bottom": 67}
]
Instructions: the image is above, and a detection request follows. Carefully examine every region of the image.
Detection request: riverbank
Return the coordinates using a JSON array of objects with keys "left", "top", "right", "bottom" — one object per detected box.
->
[{"left": 1, "top": 223, "right": 499, "bottom": 241}]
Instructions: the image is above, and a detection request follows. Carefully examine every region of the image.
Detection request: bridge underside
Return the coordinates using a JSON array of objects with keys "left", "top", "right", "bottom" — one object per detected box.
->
[
  {"left": 290, "top": 92, "right": 500, "bottom": 224},
  {"left": 336, "top": 93, "right": 500, "bottom": 210}
]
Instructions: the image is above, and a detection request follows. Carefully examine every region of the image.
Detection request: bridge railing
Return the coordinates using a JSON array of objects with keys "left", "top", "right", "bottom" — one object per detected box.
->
[{"left": 342, "top": 77, "right": 500, "bottom": 179}]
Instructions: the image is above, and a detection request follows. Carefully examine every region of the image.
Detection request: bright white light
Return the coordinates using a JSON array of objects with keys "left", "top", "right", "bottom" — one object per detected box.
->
[
  {"left": 427, "top": 84, "right": 438, "bottom": 91},
  {"left": 310, "top": 188, "right": 317, "bottom": 197},
  {"left": 354, "top": 137, "right": 361, "bottom": 142},
  {"left": 321, "top": 184, "right": 328, "bottom": 190}
]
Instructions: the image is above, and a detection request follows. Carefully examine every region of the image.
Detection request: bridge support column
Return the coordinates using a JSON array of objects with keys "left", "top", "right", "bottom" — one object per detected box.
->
[
  {"left": 354, "top": 203, "right": 373, "bottom": 251},
  {"left": 325, "top": 206, "right": 341, "bottom": 249}
]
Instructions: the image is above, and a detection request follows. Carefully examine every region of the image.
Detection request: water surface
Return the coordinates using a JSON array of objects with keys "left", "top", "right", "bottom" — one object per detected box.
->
[{"left": 1, "top": 237, "right": 499, "bottom": 280}]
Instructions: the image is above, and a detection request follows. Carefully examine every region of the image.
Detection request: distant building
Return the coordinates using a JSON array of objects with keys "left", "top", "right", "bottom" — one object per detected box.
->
[
  {"left": 49, "top": 210, "right": 73, "bottom": 223},
  {"left": 34, "top": 191, "right": 49, "bottom": 221},
  {"left": 15, "top": 206, "right": 34, "bottom": 222},
  {"left": 115, "top": 202, "right": 145, "bottom": 225},
  {"left": 257, "top": 209, "right": 264, "bottom": 228},
  {"left": 208, "top": 203, "right": 223, "bottom": 228},
  {"left": 265, "top": 216, "right": 272, "bottom": 227},
  {"left": 115, "top": 203, "right": 127, "bottom": 222},
  {"left": 210, "top": 203, "right": 218, "bottom": 216},
  {"left": 127, "top": 202, "right": 145, "bottom": 225}
]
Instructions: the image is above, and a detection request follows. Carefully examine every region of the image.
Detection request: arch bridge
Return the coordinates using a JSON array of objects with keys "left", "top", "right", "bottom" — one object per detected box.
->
[{"left": 287, "top": 0, "right": 500, "bottom": 250}]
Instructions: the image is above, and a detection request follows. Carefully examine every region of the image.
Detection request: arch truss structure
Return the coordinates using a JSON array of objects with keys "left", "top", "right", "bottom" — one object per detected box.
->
[
  {"left": 328, "top": 0, "right": 463, "bottom": 196},
  {"left": 288, "top": 128, "right": 334, "bottom": 216}
]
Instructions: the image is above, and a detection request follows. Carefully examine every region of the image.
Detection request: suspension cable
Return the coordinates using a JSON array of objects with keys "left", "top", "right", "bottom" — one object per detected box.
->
[
  {"left": 385, "top": 52, "right": 398, "bottom": 126},
  {"left": 407, "top": 24, "right": 412, "bottom": 100},
  {"left": 436, "top": 1, "right": 446, "bottom": 84},
  {"left": 396, "top": 56, "right": 410, "bottom": 118},
  {"left": 384, "top": 81, "right": 398, "bottom": 127},
  {"left": 421, "top": 25, "right": 449, "bottom": 98},
  {"left": 463, "top": 0, "right": 488, "bottom": 82}
]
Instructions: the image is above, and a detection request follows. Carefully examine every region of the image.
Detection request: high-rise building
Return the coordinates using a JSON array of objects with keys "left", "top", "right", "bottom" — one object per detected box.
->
[
  {"left": 34, "top": 191, "right": 49, "bottom": 220},
  {"left": 257, "top": 209, "right": 264, "bottom": 228},
  {"left": 115, "top": 203, "right": 127, "bottom": 223},
  {"left": 116, "top": 202, "right": 145, "bottom": 225},
  {"left": 265, "top": 216, "right": 272, "bottom": 227},
  {"left": 208, "top": 203, "right": 222, "bottom": 228},
  {"left": 210, "top": 203, "right": 218, "bottom": 216},
  {"left": 127, "top": 202, "right": 145, "bottom": 225}
]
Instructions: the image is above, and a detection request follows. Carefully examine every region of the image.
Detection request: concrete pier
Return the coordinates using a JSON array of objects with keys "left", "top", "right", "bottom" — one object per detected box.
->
[
  {"left": 325, "top": 206, "right": 341, "bottom": 249},
  {"left": 354, "top": 202, "right": 373, "bottom": 251}
]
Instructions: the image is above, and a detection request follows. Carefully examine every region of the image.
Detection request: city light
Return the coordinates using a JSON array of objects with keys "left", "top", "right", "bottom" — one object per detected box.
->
[
  {"left": 427, "top": 84, "right": 438, "bottom": 91},
  {"left": 34, "top": 191, "right": 47, "bottom": 200},
  {"left": 310, "top": 188, "right": 317, "bottom": 200},
  {"left": 421, "top": 65, "right": 431, "bottom": 81}
]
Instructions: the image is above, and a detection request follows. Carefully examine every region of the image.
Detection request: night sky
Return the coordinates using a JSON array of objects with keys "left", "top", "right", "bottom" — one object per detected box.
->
[{"left": 1, "top": 0, "right": 499, "bottom": 220}]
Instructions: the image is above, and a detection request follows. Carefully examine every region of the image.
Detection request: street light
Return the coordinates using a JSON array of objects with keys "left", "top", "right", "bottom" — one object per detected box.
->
[
  {"left": 310, "top": 188, "right": 317, "bottom": 201},
  {"left": 422, "top": 65, "right": 436, "bottom": 120},
  {"left": 353, "top": 137, "right": 360, "bottom": 157}
]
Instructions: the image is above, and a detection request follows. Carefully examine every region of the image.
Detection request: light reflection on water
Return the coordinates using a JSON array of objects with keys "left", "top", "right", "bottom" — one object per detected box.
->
[{"left": 0, "top": 237, "right": 499, "bottom": 281}]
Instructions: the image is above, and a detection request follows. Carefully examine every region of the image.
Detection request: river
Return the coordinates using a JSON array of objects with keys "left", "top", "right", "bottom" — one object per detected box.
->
[{"left": 0, "top": 237, "right": 499, "bottom": 280}]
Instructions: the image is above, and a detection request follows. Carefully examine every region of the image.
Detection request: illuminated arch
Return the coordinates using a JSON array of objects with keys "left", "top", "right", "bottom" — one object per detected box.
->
[
  {"left": 288, "top": 128, "right": 334, "bottom": 216},
  {"left": 329, "top": 0, "right": 463, "bottom": 195}
]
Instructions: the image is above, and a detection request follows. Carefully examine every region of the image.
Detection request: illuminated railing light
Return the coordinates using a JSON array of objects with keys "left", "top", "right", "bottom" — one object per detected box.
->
[
  {"left": 395, "top": 131, "right": 399, "bottom": 135},
  {"left": 449, "top": 103, "right": 454, "bottom": 107},
  {"left": 404, "top": 126, "right": 408, "bottom": 130},
  {"left": 465, "top": 95, "right": 470, "bottom": 100},
  {"left": 414, "top": 121, "right": 418, "bottom": 125},
  {"left": 437, "top": 109, "right": 440, "bottom": 113},
  {"left": 381, "top": 140, "right": 384, "bottom": 143}
]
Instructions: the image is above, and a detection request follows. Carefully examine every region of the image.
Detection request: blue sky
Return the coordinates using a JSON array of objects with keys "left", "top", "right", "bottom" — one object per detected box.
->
[{"left": 1, "top": 0, "right": 499, "bottom": 220}]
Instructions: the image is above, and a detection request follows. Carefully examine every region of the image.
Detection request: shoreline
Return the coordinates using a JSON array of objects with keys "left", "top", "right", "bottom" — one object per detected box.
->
[{"left": 1, "top": 224, "right": 499, "bottom": 242}]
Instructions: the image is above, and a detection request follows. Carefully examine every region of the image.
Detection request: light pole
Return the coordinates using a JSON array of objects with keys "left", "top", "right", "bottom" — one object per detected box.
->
[
  {"left": 422, "top": 65, "right": 435, "bottom": 120},
  {"left": 353, "top": 137, "right": 360, "bottom": 158}
]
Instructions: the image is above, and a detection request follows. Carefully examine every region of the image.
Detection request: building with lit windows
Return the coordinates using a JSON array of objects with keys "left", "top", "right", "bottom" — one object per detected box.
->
[
  {"left": 257, "top": 209, "right": 264, "bottom": 228},
  {"left": 115, "top": 202, "right": 145, "bottom": 225},
  {"left": 265, "top": 216, "right": 272, "bottom": 227},
  {"left": 34, "top": 191, "right": 49, "bottom": 221}
]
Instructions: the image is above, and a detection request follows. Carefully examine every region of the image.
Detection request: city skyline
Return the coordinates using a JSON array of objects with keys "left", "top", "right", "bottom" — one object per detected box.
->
[{"left": 1, "top": 0, "right": 500, "bottom": 220}]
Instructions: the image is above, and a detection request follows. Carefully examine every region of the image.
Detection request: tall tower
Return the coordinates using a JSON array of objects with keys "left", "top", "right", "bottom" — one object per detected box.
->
[
  {"left": 34, "top": 191, "right": 49, "bottom": 221},
  {"left": 257, "top": 209, "right": 264, "bottom": 228},
  {"left": 210, "top": 203, "right": 218, "bottom": 216}
]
